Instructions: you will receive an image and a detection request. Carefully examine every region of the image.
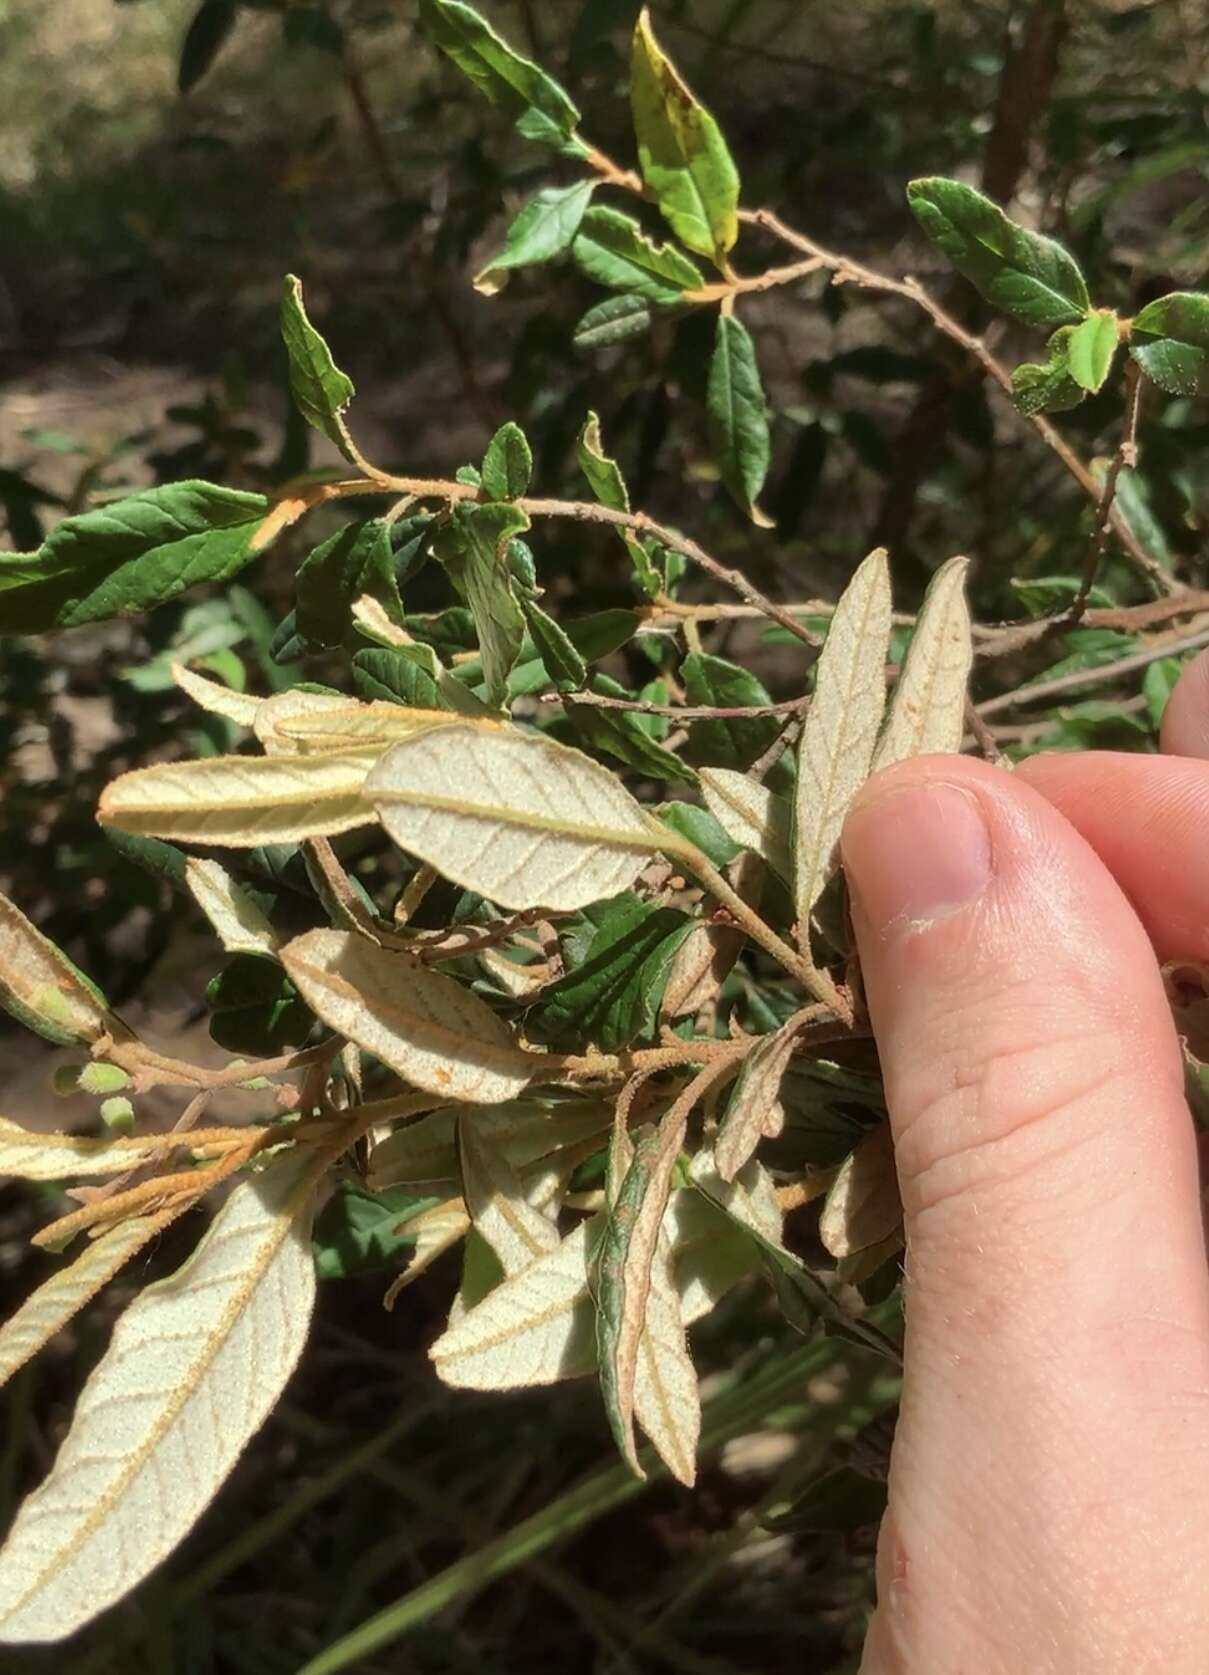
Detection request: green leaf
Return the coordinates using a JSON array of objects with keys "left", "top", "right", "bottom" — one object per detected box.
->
[
  {"left": 527, "top": 894, "right": 694, "bottom": 1051},
  {"left": 576, "top": 412, "right": 661, "bottom": 598},
  {"left": 519, "top": 596, "right": 586, "bottom": 690},
  {"left": 296, "top": 519, "right": 402, "bottom": 648},
  {"left": 1067, "top": 309, "right": 1119, "bottom": 392},
  {"left": 1129, "top": 292, "right": 1209, "bottom": 396},
  {"left": 657, "top": 802, "right": 741, "bottom": 870},
  {"left": 421, "top": 0, "right": 582, "bottom": 149},
  {"left": 281, "top": 275, "right": 356, "bottom": 458},
  {"left": 178, "top": 0, "right": 237, "bottom": 94},
  {"left": 313, "top": 1183, "right": 440, "bottom": 1280},
  {"left": 433, "top": 503, "right": 529, "bottom": 708},
  {"left": 0, "top": 482, "right": 269, "bottom": 634},
  {"left": 474, "top": 181, "right": 595, "bottom": 294},
  {"left": 206, "top": 955, "right": 313, "bottom": 1055},
  {"left": 907, "top": 176, "right": 1090, "bottom": 326},
  {"left": 481, "top": 422, "right": 533, "bottom": 500},
  {"left": 573, "top": 206, "right": 704, "bottom": 303},
  {"left": 572, "top": 294, "right": 655, "bottom": 351},
  {"left": 707, "top": 315, "right": 772, "bottom": 524},
  {"left": 1010, "top": 326, "right": 1087, "bottom": 417},
  {"left": 351, "top": 646, "right": 491, "bottom": 716},
  {"left": 1143, "top": 657, "right": 1183, "bottom": 730},
  {"left": 629, "top": 7, "right": 739, "bottom": 262},
  {"left": 681, "top": 651, "right": 781, "bottom": 767}
]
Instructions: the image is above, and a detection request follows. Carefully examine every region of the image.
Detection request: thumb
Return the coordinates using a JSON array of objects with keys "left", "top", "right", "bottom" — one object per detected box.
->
[{"left": 841, "top": 757, "right": 1209, "bottom": 1673}]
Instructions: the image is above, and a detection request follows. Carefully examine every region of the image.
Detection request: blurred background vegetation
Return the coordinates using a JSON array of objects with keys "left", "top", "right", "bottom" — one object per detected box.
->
[{"left": 1, "top": 1, "right": 1207, "bottom": 1670}]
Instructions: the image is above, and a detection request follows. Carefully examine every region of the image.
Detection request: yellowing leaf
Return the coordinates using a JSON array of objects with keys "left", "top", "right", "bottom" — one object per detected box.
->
[
  {"left": 794, "top": 549, "right": 892, "bottom": 951},
  {"left": 256, "top": 692, "right": 452, "bottom": 755},
  {"left": 0, "top": 1117, "right": 170, "bottom": 1182},
  {"left": 185, "top": 858, "right": 278, "bottom": 956},
  {"left": 0, "top": 1152, "right": 318, "bottom": 1644},
  {"left": 98, "top": 750, "right": 381, "bottom": 846},
  {"left": 630, "top": 7, "right": 739, "bottom": 261},
  {"left": 280, "top": 929, "right": 531, "bottom": 1105},
  {"left": 0, "top": 893, "right": 112, "bottom": 1047},
  {"left": 714, "top": 1021, "right": 800, "bottom": 1183},
  {"left": 0, "top": 1213, "right": 173, "bottom": 1393},
  {"left": 873, "top": 556, "right": 973, "bottom": 770},
  {"left": 457, "top": 1116, "right": 559, "bottom": 1276},
  {"left": 818, "top": 1122, "right": 902, "bottom": 1259},
  {"left": 366, "top": 724, "right": 661, "bottom": 911},
  {"left": 631, "top": 1232, "right": 699, "bottom": 1486},
  {"left": 430, "top": 1214, "right": 600, "bottom": 1389},
  {"left": 172, "top": 661, "right": 260, "bottom": 727},
  {"left": 699, "top": 768, "right": 791, "bottom": 880}
]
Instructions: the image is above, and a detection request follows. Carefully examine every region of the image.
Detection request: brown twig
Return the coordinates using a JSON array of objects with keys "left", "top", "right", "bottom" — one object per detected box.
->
[
  {"left": 1069, "top": 358, "right": 1145, "bottom": 623},
  {"left": 738, "top": 207, "right": 1177, "bottom": 596},
  {"left": 537, "top": 690, "right": 812, "bottom": 721},
  {"left": 976, "top": 622, "right": 1209, "bottom": 718}
]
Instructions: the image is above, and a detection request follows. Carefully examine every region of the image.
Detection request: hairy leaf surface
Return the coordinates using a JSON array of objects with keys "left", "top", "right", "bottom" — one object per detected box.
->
[
  {"left": 794, "top": 549, "right": 892, "bottom": 945},
  {"left": 367, "top": 724, "right": 661, "bottom": 911},
  {"left": 280, "top": 929, "right": 530, "bottom": 1104},
  {"left": 0, "top": 1153, "right": 318, "bottom": 1643},
  {"left": 873, "top": 556, "right": 972, "bottom": 768},
  {"left": 0, "top": 894, "right": 111, "bottom": 1046}
]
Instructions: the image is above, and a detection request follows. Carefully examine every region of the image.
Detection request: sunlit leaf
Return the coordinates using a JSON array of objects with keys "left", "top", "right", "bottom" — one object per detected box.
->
[
  {"left": 907, "top": 176, "right": 1090, "bottom": 325},
  {"left": 430, "top": 1214, "right": 600, "bottom": 1388},
  {"left": 280, "top": 928, "right": 530, "bottom": 1104},
  {"left": 715, "top": 1020, "right": 800, "bottom": 1183},
  {"left": 818, "top": 1122, "right": 902, "bottom": 1259},
  {"left": 1130, "top": 291, "right": 1209, "bottom": 396},
  {"left": 434, "top": 503, "right": 529, "bottom": 708},
  {"left": 0, "top": 1215, "right": 173, "bottom": 1393},
  {"left": 0, "top": 1117, "right": 169, "bottom": 1182},
  {"left": 0, "top": 1153, "right": 318, "bottom": 1644},
  {"left": 1010, "top": 325, "right": 1087, "bottom": 416},
  {"left": 0, "top": 483, "right": 269, "bottom": 634},
  {"left": 575, "top": 412, "right": 661, "bottom": 597},
  {"left": 699, "top": 767, "right": 792, "bottom": 880},
  {"left": 172, "top": 660, "right": 260, "bottom": 727},
  {"left": 366, "top": 724, "right": 662, "bottom": 911},
  {"left": 99, "top": 751, "right": 382, "bottom": 846},
  {"left": 281, "top": 275, "right": 356, "bottom": 458},
  {"left": 1067, "top": 309, "right": 1119, "bottom": 392},
  {"left": 0, "top": 894, "right": 111, "bottom": 1047},
  {"left": 185, "top": 858, "right": 278, "bottom": 957},
  {"left": 457, "top": 1116, "right": 560, "bottom": 1276},
  {"left": 873, "top": 555, "right": 972, "bottom": 769},
  {"left": 794, "top": 549, "right": 892, "bottom": 946},
  {"left": 481, "top": 423, "right": 533, "bottom": 501},
  {"left": 631, "top": 1230, "right": 700, "bottom": 1486},
  {"left": 368, "top": 1097, "right": 613, "bottom": 1192},
  {"left": 421, "top": 0, "right": 582, "bottom": 150},
  {"left": 596, "top": 1109, "right": 686, "bottom": 1477},
  {"left": 475, "top": 181, "right": 596, "bottom": 294},
  {"left": 573, "top": 205, "right": 704, "bottom": 303},
  {"left": 630, "top": 7, "right": 739, "bottom": 261}
]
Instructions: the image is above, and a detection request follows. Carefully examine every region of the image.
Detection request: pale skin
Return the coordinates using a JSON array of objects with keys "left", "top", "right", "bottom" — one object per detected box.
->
[{"left": 845, "top": 648, "right": 1209, "bottom": 1675}]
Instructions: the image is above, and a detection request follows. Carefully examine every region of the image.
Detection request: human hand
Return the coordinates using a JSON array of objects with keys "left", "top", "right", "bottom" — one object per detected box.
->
[{"left": 843, "top": 650, "right": 1209, "bottom": 1675}]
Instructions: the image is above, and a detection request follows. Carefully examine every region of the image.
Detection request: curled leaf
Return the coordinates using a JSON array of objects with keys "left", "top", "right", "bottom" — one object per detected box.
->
[
  {"left": 714, "top": 1020, "right": 801, "bottom": 1183},
  {"left": 818, "top": 1122, "right": 902, "bottom": 1259},
  {"left": 185, "top": 858, "right": 278, "bottom": 957},
  {"left": 0, "top": 894, "right": 111, "bottom": 1047},
  {"left": 457, "top": 1116, "right": 560, "bottom": 1276},
  {"left": 172, "top": 660, "right": 260, "bottom": 727}
]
